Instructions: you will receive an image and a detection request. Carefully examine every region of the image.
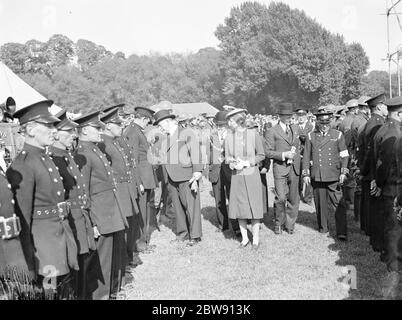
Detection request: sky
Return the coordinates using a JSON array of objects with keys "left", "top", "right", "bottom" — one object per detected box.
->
[{"left": 0, "top": 0, "right": 401, "bottom": 72}]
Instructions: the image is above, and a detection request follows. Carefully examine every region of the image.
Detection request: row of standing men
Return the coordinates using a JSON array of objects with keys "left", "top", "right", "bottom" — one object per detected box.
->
[{"left": 0, "top": 100, "right": 178, "bottom": 299}]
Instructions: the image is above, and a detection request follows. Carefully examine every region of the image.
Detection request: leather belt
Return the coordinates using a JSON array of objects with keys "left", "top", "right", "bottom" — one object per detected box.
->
[
  {"left": 0, "top": 214, "right": 22, "bottom": 240},
  {"left": 115, "top": 176, "right": 132, "bottom": 183},
  {"left": 33, "top": 202, "right": 79, "bottom": 271},
  {"left": 33, "top": 202, "right": 70, "bottom": 221},
  {"left": 66, "top": 195, "right": 88, "bottom": 210}
]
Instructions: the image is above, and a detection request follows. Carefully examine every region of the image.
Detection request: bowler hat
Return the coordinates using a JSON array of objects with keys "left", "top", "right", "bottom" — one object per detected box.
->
[
  {"left": 135, "top": 106, "right": 155, "bottom": 120},
  {"left": 277, "top": 103, "right": 294, "bottom": 115},
  {"left": 13, "top": 100, "right": 60, "bottom": 125},
  {"left": 346, "top": 99, "right": 359, "bottom": 109},
  {"left": 153, "top": 109, "right": 176, "bottom": 125},
  {"left": 214, "top": 111, "right": 228, "bottom": 125}
]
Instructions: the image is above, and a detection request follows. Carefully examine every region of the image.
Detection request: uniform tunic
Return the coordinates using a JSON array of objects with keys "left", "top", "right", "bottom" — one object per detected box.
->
[
  {"left": 7, "top": 143, "right": 78, "bottom": 277},
  {"left": 73, "top": 141, "right": 128, "bottom": 300},
  {"left": 225, "top": 128, "right": 265, "bottom": 220},
  {"left": 98, "top": 135, "right": 138, "bottom": 218},
  {"left": 0, "top": 170, "right": 29, "bottom": 275},
  {"left": 373, "top": 119, "right": 402, "bottom": 253},
  {"left": 48, "top": 146, "right": 95, "bottom": 255},
  {"left": 302, "top": 129, "right": 349, "bottom": 234}
]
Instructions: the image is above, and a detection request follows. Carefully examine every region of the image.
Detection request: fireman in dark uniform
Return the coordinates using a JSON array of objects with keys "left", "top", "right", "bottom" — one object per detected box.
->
[
  {"left": 0, "top": 137, "right": 29, "bottom": 291},
  {"left": 48, "top": 109, "right": 96, "bottom": 299},
  {"left": 302, "top": 109, "right": 349, "bottom": 240},
  {"left": 373, "top": 97, "right": 402, "bottom": 261},
  {"left": 7, "top": 100, "right": 79, "bottom": 298},
  {"left": 73, "top": 110, "right": 128, "bottom": 300},
  {"left": 357, "top": 94, "right": 387, "bottom": 236},
  {"left": 99, "top": 106, "right": 139, "bottom": 275}
]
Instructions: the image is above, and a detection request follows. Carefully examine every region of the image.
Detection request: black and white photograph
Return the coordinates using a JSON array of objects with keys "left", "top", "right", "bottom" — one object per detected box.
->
[{"left": 1, "top": 0, "right": 402, "bottom": 304}]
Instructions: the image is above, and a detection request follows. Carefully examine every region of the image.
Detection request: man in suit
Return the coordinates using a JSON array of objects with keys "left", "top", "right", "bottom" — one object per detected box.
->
[
  {"left": 73, "top": 110, "right": 128, "bottom": 300},
  {"left": 153, "top": 109, "right": 204, "bottom": 246},
  {"left": 302, "top": 109, "right": 349, "bottom": 239},
  {"left": 123, "top": 106, "right": 159, "bottom": 253},
  {"left": 295, "top": 109, "right": 314, "bottom": 205},
  {"left": 208, "top": 110, "right": 234, "bottom": 233},
  {"left": 265, "top": 103, "right": 301, "bottom": 234}
]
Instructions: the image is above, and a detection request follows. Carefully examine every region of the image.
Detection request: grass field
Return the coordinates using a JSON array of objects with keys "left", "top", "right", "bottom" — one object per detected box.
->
[{"left": 119, "top": 172, "right": 401, "bottom": 300}]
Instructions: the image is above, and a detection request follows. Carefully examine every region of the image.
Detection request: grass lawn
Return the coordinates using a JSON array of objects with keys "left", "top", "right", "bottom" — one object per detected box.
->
[{"left": 119, "top": 172, "right": 401, "bottom": 300}]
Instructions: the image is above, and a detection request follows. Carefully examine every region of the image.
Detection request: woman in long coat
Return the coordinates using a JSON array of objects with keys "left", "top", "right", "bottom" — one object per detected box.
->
[{"left": 225, "top": 110, "right": 265, "bottom": 249}]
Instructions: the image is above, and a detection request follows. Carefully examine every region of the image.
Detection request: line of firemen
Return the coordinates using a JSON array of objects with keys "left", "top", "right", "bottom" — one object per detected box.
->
[{"left": 0, "top": 100, "right": 172, "bottom": 300}]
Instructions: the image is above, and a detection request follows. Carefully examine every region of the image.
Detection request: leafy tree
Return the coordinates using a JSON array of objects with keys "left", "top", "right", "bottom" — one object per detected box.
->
[{"left": 215, "top": 1, "right": 370, "bottom": 113}]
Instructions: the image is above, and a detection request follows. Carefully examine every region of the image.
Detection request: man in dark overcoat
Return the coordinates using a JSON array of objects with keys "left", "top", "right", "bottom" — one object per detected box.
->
[{"left": 153, "top": 109, "right": 204, "bottom": 246}]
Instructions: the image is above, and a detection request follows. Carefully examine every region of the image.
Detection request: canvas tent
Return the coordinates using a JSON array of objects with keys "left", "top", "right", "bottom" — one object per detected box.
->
[
  {"left": 0, "top": 60, "right": 61, "bottom": 114},
  {"left": 172, "top": 102, "right": 218, "bottom": 116}
]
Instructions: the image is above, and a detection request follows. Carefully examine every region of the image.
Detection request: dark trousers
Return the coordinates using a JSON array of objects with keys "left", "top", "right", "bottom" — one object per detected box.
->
[
  {"left": 383, "top": 195, "right": 402, "bottom": 272},
  {"left": 168, "top": 177, "right": 202, "bottom": 240},
  {"left": 37, "top": 273, "right": 75, "bottom": 299},
  {"left": 87, "top": 233, "right": 114, "bottom": 300},
  {"left": 125, "top": 216, "right": 135, "bottom": 263},
  {"left": 360, "top": 181, "right": 371, "bottom": 234},
  {"left": 299, "top": 175, "right": 313, "bottom": 204},
  {"left": 75, "top": 250, "right": 96, "bottom": 300},
  {"left": 138, "top": 189, "right": 154, "bottom": 246},
  {"left": 370, "top": 195, "right": 385, "bottom": 251},
  {"left": 110, "top": 230, "right": 126, "bottom": 297},
  {"left": 261, "top": 174, "right": 269, "bottom": 214},
  {"left": 212, "top": 169, "right": 230, "bottom": 230},
  {"left": 354, "top": 188, "right": 361, "bottom": 222},
  {"left": 273, "top": 171, "right": 300, "bottom": 231},
  {"left": 311, "top": 180, "right": 347, "bottom": 236}
]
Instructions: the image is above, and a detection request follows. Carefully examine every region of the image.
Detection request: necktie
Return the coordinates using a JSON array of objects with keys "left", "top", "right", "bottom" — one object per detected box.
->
[{"left": 286, "top": 125, "right": 291, "bottom": 140}]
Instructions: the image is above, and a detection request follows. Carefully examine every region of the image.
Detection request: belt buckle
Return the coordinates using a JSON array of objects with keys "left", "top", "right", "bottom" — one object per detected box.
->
[
  {"left": 0, "top": 216, "right": 13, "bottom": 240},
  {"left": 57, "top": 202, "right": 68, "bottom": 220},
  {"left": 0, "top": 216, "right": 8, "bottom": 240}
]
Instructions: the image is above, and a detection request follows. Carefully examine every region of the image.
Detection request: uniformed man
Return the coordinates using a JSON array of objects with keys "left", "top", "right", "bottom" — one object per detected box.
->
[
  {"left": 73, "top": 110, "right": 128, "bottom": 300},
  {"left": 48, "top": 109, "right": 96, "bottom": 299},
  {"left": 372, "top": 97, "right": 402, "bottom": 259},
  {"left": 302, "top": 109, "right": 349, "bottom": 240},
  {"left": 357, "top": 94, "right": 387, "bottom": 235},
  {"left": 372, "top": 97, "right": 402, "bottom": 273},
  {"left": 98, "top": 106, "right": 138, "bottom": 276},
  {"left": 153, "top": 109, "right": 204, "bottom": 246},
  {"left": 123, "top": 106, "right": 158, "bottom": 253},
  {"left": 7, "top": 100, "right": 78, "bottom": 298},
  {"left": 115, "top": 106, "right": 143, "bottom": 267},
  {"left": 390, "top": 97, "right": 402, "bottom": 284},
  {"left": 0, "top": 137, "right": 30, "bottom": 296}
]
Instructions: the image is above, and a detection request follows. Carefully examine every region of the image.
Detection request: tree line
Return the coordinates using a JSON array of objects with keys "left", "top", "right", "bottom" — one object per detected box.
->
[{"left": 0, "top": 1, "right": 397, "bottom": 114}]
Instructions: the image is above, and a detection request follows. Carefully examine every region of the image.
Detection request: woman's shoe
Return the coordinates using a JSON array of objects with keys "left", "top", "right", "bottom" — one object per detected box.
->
[{"left": 252, "top": 243, "right": 260, "bottom": 251}]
